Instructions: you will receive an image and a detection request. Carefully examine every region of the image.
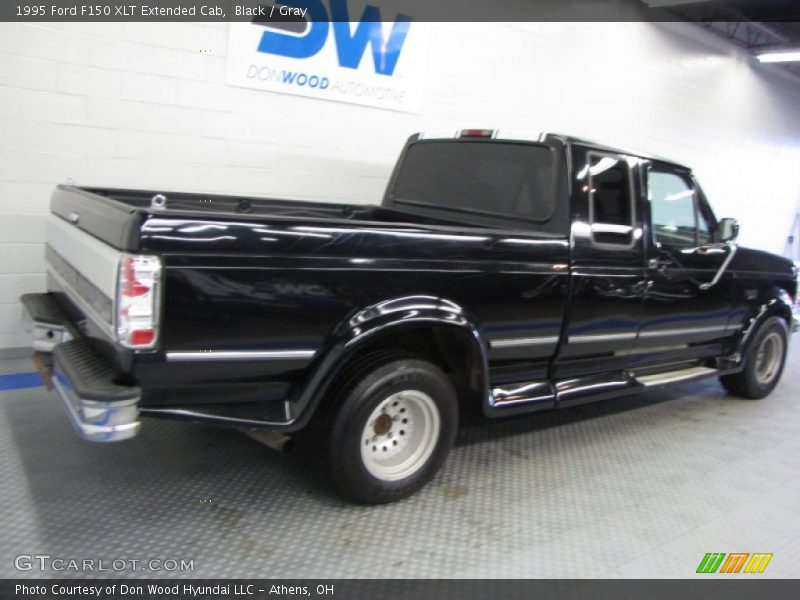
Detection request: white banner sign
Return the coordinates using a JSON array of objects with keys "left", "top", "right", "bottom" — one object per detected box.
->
[{"left": 225, "top": 2, "right": 425, "bottom": 113}]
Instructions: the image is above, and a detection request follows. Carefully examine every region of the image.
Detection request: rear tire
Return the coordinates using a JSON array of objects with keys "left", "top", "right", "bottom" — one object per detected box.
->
[
  {"left": 326, "top": 357, "right": 458, "bottom": 504},
  {"left": 720, "top": 316, "right": 788, "bottom": 399}
]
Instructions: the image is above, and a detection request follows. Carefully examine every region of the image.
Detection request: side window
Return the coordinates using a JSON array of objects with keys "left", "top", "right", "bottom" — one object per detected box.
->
[
  {"left": 588, "top": 154, "right": 634, "bottom": 247},
  {"left": 648, "top": 170, "right": 704, "bottom": 248}
]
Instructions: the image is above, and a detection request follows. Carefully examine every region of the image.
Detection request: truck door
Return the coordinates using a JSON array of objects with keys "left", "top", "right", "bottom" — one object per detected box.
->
[
  {"left": 631, "top": 162, "right": 734, "bottom": 371},
  {"left": 551, "top": 146, "right": 648, "bottom": 405}
]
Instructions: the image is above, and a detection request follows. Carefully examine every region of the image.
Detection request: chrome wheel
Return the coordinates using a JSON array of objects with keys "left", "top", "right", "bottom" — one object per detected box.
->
[
  {"left": 360, "top": 390, "right": 441, "bottom": 482},
  {"left": 754, "top": 331, "right": 784, "bottom": 386}
]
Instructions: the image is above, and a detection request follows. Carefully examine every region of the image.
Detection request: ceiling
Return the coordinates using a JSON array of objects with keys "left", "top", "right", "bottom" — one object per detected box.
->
[{"left": 642, "top": 0, "right": 800, "bottom": 75}]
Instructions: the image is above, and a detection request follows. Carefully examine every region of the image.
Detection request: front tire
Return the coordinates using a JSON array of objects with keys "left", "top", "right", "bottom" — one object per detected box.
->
[
  {"left": 720, "top": 316, "right": 788, "bottom": 399},
  {"left": 327, "top": 358, "right": 458, "bottom": 504}
]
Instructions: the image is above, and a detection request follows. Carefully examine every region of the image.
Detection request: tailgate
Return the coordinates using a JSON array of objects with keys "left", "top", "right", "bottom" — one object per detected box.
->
[
  {"left": 47, "top": 214, "right": 121, "bottom": 340},
  {"left": 50, "top": 184, "right": 143, "bottom": 250},
  {"left": 46, "top": 186, "right": 139, "bottom": 341}
]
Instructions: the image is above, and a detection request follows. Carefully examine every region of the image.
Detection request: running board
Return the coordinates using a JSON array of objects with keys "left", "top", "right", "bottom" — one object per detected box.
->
[
  {"left": 485, "top": 365, "right": 720, "bottom": 418},
  {"left": 634, "top": 366, "right": 718, "bottom": 387},
  {"left": 486, "top": 380, "right": 556, "bottom": 416}
]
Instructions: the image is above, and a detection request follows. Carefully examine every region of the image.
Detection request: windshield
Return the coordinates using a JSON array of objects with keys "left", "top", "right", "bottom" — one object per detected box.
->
[{"left": 390, "top": 141, "right": 557, "bottom": 222}]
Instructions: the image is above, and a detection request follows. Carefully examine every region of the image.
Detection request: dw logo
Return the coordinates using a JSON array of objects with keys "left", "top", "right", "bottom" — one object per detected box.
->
[{"left": 256, "top": 0, "right": 412, "bottom": 76}]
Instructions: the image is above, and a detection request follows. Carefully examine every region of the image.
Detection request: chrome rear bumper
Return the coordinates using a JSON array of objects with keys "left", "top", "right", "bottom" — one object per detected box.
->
[
  {"left": 23, "top": 293, "right": 141, "bottom": 443},
  {"left": 21, "top": 293, "right": 72, "bottom": 352},
  {"left": 51, "top": 363, "right": 140, "bottom": 442}
]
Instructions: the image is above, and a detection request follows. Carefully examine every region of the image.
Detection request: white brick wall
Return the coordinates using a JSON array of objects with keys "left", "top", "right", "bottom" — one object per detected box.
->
[{"left": 1, "top": 17, "right": 799, "bottom": 349}]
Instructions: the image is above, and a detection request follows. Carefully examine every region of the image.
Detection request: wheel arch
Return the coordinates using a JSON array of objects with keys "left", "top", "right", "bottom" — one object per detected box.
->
[
  {"left": 734, "top": 287, "right": 793, "bottom": 363},
  {"left": 288, "top": 296, "right": 490, "bottom": 430}
]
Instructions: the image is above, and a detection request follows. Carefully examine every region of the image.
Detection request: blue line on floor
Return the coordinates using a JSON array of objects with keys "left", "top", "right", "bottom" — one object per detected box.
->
[{"left": 0, "top": 372, "right": 43, "bottom": 391}]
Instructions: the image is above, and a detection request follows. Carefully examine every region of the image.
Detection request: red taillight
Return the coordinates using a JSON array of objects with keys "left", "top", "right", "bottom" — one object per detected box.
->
[
  {"left": 130, "top": 329, "right": 155, "bottom": 346},
  {"left": 459, "top": 129, "right": 494, "bottom": 138},
  {"left": 122, "top": 259, "right": 150, "bottom": 297},
  {"left": 116, "top": 254, "right": 161, "bottom": 349}
]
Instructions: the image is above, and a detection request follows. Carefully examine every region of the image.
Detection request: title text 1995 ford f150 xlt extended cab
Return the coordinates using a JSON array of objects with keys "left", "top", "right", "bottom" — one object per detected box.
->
[{"left": 22, "top": 129, "right": 798, "bottom": 503}]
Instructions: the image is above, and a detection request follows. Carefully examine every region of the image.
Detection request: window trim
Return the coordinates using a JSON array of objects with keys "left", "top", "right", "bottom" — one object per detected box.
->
[
  {"left": 693, "top": 177, "right": 719, "bottom": 243},
  {"left": 586, "top": 151, "right": 636, "bottom": 250}
]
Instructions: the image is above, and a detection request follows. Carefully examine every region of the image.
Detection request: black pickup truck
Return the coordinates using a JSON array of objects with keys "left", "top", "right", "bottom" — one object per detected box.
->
[{"left": 23, "top": 129, "right": 797, "bottom": 503}]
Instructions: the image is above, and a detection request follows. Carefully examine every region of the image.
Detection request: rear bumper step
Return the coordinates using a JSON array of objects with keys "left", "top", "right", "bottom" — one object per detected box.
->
[
  {"left": 23, "top": 293, "right": 141, "bottom": 443},
  {"left": 52, "top": 339, "right": 141, "bottom": 442}
]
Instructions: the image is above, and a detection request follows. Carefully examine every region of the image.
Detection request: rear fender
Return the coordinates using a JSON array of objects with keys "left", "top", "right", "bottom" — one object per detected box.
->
[{"left": 288, "top": 295, "right": 490, "bottom": 428}]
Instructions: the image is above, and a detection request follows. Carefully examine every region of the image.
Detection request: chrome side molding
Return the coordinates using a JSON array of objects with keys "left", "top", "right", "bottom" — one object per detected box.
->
[
  {"left": 165, "top": 349, "right": 316, "bottom": 362},
  {"left": 489, "top": 336, "right": 559, "bottom": 349}
]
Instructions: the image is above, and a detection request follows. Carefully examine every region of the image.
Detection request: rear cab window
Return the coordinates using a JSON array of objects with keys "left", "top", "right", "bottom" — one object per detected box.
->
[{"left": 386, "top": 140, "right": 568, "bottom": 234}]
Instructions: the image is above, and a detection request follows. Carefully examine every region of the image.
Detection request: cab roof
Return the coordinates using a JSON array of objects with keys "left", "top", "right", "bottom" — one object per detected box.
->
[{"left": 411, "top": 129, "right": 691, "bottom": 172}]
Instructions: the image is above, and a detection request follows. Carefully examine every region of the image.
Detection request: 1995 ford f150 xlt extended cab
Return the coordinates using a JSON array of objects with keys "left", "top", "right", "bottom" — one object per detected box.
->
[{"left": 23, "top": 129, "right": 798, "bottom": 503}]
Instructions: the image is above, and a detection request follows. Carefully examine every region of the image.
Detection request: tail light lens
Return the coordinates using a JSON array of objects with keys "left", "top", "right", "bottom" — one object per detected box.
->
[
  {"left": 459, "top": 128, "right": 494, "bottom": 138},
  {"left": 116, "top": 254, "right": 162, "bottom": 349}
]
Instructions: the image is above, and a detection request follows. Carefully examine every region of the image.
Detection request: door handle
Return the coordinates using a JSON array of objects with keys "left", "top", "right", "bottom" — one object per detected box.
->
[
  {"left": 648, "top": 257, "right": 672, "bottom": 270},
  {"left": 695, "top": 245, "right": 727, "bottom": 255}
]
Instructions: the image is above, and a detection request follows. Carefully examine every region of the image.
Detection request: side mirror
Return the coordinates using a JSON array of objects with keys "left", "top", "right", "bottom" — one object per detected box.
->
[{"left": 718, "top": 217, "right": 739, "bottom": 242}]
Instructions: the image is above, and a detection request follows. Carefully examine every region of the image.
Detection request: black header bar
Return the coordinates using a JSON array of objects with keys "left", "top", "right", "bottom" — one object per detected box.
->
[
  {"left": 3, "top": 0, "right": 799, "bottom": 23},
  {"left": 3, "top": 579, "right": 800, "bottom": 600}
]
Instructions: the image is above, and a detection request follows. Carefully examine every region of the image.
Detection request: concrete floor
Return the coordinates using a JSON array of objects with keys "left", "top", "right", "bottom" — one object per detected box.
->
[{"left": 1, "top": 348, "right": 798, "bottom": 579}]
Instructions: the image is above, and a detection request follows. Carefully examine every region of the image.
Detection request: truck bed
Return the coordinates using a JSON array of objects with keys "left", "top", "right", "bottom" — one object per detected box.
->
[
  {"left": 89, "top": 186, "right": 384, "bottom": 221},
  {"left": 61, "top": 186, "right": 491, "bottom": 249}
]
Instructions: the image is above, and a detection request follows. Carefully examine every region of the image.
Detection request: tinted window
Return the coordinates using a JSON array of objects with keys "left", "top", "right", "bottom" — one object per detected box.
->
[
  {"left": 648, "top": 170, "right": 703, "bottom": 247},
  {"left": 390, "top": 141, "right": 557, "bottom": 222},
  {"left": 588, "top": 155, "right": 633, "bottom": 246}
]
